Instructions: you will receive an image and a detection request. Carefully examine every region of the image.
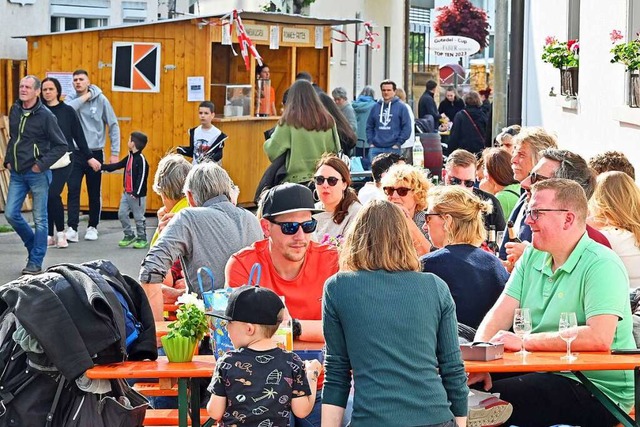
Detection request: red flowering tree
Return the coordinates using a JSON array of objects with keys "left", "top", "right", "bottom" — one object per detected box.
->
[{"left": 434, "top": 0, "right": 490, "bottom": 50}]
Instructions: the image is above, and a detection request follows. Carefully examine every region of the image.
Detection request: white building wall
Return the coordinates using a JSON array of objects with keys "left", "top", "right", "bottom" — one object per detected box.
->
[
  {"left": 310, "top": 0, "right": 405, "bottom": 100},
  {"left": 524, "top": 0, "right": 640, "bottom": 173},
  {"left": 0, "top": 1, "right": 48, "bottom": 59}
]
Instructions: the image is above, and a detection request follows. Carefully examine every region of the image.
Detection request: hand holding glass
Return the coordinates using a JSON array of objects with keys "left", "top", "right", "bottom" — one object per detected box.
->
[
  {"left": 513, "top": 308, "right": 532, "bottom": 355},
  {"left": 559, "top": 312, "right": 578, "bottom": 361}
]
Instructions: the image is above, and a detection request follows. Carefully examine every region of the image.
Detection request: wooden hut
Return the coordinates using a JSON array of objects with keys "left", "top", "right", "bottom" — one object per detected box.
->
[{"left": 23, "top": 12, "right": 360, "bottom": 210}]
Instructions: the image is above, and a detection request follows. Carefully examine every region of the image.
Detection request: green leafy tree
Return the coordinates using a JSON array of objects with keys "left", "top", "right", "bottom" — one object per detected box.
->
[{"left": 434, "top": 0, "right": 490, "bottom": 49}]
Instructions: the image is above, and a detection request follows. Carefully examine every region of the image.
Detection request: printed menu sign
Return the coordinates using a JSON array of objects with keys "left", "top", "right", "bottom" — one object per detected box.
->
[{"left": 282, "top": 27, "right": 310, "bottom": 44}]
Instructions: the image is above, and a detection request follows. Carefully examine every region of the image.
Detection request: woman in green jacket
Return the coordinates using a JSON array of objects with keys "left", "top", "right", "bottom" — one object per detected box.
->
[{"left": 264, "top": 80, "right": 340, "bottom": 184}]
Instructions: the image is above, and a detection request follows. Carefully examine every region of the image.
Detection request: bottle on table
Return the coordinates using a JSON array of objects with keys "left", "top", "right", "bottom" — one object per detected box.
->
[
  {"left": 507, "top": 220, "right": 522, "bottom": 243},
  {"left": 487, "top": 225, "right": 499, "bottom": 255},
  {"left": 412, "top": 135, "right": 424, "bottom": 169}
]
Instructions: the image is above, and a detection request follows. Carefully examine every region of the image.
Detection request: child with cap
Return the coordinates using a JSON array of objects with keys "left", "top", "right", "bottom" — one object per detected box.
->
[{"left": 206, "top": 285, "right": 322, "bottom": 426}]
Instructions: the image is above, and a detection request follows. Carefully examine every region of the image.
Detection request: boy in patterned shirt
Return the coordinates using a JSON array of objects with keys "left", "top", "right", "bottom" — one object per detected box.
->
[{"left": 207, "top": 286, "right": 322, "bottom": 426}]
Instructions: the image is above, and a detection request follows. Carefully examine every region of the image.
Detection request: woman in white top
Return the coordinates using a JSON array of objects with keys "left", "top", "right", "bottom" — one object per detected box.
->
[
  {"left": 588, "top": 171, "right": 640, "bottom": 288},
  {"left": 312, "top": 153, "right": 362, "bottom": 243}
]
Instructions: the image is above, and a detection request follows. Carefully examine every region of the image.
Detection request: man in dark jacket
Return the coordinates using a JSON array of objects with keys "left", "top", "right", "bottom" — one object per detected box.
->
[
  {"left": 417, "top": 79, "right": 440, "bottom": 129},
  {"left": 4, "top": 75, "right": 68, "bottom": 275}
]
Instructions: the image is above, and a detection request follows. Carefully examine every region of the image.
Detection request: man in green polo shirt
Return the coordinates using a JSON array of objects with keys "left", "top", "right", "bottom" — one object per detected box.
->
[{"left": 471, "top": 178, "right": 634, "bottom": 427}]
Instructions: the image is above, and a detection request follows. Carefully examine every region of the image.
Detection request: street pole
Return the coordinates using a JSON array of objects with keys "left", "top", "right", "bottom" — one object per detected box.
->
[
  {"left": 508, "top": 0, "right": 524, "bottom": 125},
  {"left": 404, "top": 0, "right": 411, "bottom": 102},
  {"left": 492, "top": 0, "right": 509, "bottom": 142}
]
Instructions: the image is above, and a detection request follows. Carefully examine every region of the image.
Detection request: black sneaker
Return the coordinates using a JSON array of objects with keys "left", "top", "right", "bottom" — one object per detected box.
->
[{"left": 22, "top": 262, "right": 43, "bottom": 275}]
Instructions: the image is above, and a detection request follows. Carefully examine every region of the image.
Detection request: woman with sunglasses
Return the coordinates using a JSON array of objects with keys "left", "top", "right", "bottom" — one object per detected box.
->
[
  {"left": 421, "top": 186, "right": 508, "bottom": 331},
  {"left": 322, "top": 200, "right": 468, "bottom": 427},
  {"left": 588, "top": 171, "right": 640, "bottom": 288},
  {"left": 481, "top": 148, "right": 521, "bottom": 218},
  {"left": 312, "top": 154, "right": 362, "bottom": 242},
  {"left": 380, "top": 164, "right": 432, "bottom": 255},
  {"left": 264, "top": 80, "right": 340, "bottom": 185}
]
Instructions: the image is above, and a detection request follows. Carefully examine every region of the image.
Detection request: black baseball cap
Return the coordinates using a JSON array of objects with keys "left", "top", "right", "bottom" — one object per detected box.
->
[
  {"left": 261, "top": 183, "right": 323, "bottom": 218},
  {"left": 207, "top": 286, "right": 285, "bottom": 325}
]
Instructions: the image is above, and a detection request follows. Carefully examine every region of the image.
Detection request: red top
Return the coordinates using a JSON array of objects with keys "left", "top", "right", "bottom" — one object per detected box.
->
[
  {"left": 587, "top": 224, "right": 612, "bottom": 248},
  {"left": 226, "top": 240, "right": 339, "bottom": 320}
]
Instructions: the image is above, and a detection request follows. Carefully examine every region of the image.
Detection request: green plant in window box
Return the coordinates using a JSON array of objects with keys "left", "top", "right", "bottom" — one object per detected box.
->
[{"left": 610, "top": 29, "right": 640, "bottom": 71}]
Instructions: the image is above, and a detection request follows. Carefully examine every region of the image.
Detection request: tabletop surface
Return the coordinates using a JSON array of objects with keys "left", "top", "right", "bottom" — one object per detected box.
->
[{"left": 464, "top": 351, "right": 640, "bottom": 373}]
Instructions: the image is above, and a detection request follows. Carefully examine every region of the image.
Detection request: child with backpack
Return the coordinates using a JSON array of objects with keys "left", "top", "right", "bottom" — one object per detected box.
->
[
  {"left": 207, "top": 285, "right": 322, "bottom": 426},
  {"left": 101, "top": 131, "right": 150, "bottom": 249}
]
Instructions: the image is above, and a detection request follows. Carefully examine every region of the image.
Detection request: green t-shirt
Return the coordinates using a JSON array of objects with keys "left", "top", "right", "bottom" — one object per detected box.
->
[
  {"left": 505, "top": 232, "right": 635, "bottom": 410},
  {"left": 495, "top": 183, "right": 521, "bottom": 219}
]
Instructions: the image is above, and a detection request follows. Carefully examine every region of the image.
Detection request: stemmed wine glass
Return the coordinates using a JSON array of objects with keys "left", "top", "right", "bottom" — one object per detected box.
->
[
  {"left": 559, "top": 312, "right": 578, "bottom": 361},
  {"left": 513, "top": 308, "right": 532, "bottom": 356}
]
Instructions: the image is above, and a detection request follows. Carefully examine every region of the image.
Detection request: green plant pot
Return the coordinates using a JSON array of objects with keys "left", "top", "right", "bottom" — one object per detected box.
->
[{"left": 161, "top": 335, "right": 198, "bottom": 363}]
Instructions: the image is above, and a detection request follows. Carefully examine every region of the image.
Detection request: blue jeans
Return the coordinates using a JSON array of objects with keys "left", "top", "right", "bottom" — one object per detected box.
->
[
  {"left": 5, "top": 169, "right": 51, "bottom": 267},
  {"left": 369, "top": 146, "right": 401, "bottom": 163}
]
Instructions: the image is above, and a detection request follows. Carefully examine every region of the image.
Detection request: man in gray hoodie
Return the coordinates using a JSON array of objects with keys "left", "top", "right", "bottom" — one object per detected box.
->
[{"left": 64, "top": 69, "right": 120, "bottom": 242}]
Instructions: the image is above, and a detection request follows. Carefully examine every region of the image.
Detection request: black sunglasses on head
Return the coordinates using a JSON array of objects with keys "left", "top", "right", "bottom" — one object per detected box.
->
[
  {"left": 267, "top": 218, "right": 317, "bottom": 235},
  {"left": 448, "top": 176, "right": 475, "bottom": 188},
  {"left": 314, "top": 175, "right": 341, "bottom": 186}
]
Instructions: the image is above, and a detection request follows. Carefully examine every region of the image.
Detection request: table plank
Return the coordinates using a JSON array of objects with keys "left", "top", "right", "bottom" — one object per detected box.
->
[
  {"left": 87, "top": 356, "right": 215, "bottom": 379},
  {"left": 465, "top": 352, "right": 640, "bottom": 373}
]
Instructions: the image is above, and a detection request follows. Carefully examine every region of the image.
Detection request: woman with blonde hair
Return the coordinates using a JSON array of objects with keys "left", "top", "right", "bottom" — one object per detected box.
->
[
  {"left": 380, "top": 163, "right": 432, "bottom": 255},
  {"left": 322, "top": 200, "right": 468, "bottom": 427},
  {"left": 312, "top": 153, "right": 362, "bottom": 242},
  {"left": 588, "top": 171, "right": 640, "bottom": 288},
  {"left": 264, "top": 80, "right": 340, "bottom": 184},
  {"left": 422, "top": 186, "right": 508, "bottom": 330}
]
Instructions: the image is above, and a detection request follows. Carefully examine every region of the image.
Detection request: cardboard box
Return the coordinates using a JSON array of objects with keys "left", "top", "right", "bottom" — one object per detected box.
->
[{"left": 460, "top": 342, "right": 504, "bottom": 361}]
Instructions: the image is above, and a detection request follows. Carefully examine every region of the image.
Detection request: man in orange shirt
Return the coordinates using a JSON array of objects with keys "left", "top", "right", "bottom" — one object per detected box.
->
[
  {"left": 226, "top": 183, "right": 340, "bottom": 427},
  {"left": 226, "top": 183, "right": 338, "bottom": 343}
]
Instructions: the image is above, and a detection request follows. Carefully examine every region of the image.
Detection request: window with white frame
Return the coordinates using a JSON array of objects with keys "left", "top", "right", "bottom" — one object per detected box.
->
[{"left": 50, "top": 0, "right": 110, "bottom": 32}]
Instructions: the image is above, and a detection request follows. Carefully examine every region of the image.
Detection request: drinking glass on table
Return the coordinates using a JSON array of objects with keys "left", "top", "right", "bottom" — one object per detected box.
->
[
  {"left": 513, "top": 308, "right": 532, "bottom": 355},
  {"left": 559, "top": 312, "right": 578, "bottom": 361}
]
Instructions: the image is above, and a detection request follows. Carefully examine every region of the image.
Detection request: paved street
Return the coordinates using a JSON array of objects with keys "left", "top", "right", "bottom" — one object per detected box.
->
[{"left": 0, "top": 214, "right": 158, "bottom": 285}]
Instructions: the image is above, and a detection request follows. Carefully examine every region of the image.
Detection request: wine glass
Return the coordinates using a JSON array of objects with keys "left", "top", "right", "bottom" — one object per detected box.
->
[
  {"left": 559, "top": 312, "right": 578, "bottom": 361},
  {"left": 513, "top": 308, "right": 532, "bottom": 355}
]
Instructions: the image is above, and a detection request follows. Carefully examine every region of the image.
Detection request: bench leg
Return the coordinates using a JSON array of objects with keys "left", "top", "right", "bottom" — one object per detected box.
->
[
  {"left": 178, "top": 378, "right": 188, "bottom": 427},
  {"left": 190, "top": 378, "right": 201, "bottom": 427}
]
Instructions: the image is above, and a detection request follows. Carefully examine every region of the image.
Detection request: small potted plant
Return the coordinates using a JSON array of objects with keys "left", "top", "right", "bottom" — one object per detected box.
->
[
  {"left": 161, "top": 292, "right": 208, "bottom": 362},
  {"left": 541, "top": 36, "right": 579, "bottom": 97},
  {"left": 610, "top": 29, "right": 640, "bottom": 107}
]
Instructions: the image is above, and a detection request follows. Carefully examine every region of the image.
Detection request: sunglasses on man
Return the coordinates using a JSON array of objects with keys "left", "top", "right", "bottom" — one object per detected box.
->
[
  {"left": 267, "top": 218, "right": 318, "bottom": 235},
  {"left": 448, "top": 176, "right": 475, "bottom": 188},
  {"left": 529, "top": 172, "right": 550, "bottom": 185}
]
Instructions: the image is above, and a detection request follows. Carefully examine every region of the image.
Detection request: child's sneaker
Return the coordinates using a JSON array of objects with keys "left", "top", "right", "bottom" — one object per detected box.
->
[
  {"left": 132, "top": 238, "right": 149, "bottom": 249},
  {"left": 56, "top": 231, "right": 68, "bottom": 248},
  {"left": 119, "top": 235, "right": 136, "bottom": 247}
]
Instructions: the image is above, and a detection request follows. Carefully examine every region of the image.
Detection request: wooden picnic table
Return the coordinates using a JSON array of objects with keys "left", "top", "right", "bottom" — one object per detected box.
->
[{"left": 466, "top": 351, "right": 640, "bottom": 427}]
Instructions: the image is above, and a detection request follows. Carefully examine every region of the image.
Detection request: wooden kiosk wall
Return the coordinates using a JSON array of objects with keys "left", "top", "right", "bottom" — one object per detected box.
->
[{"left": 26, "top": 16, "right": 333, "bottom": 211}]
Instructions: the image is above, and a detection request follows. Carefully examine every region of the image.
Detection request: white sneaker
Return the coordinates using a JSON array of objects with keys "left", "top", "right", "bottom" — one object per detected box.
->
[
  {"left": 84, "top": 226, "right": 98, "bottom": 241},
  {"left": 56, "top": 231, "right": 68, "bottom": 248},
  {"left": 66, "top": 228, "right": 79, "bottom": 243},
  {"left": 47, "top": 236, "right": 56, "bottom": 247}
]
